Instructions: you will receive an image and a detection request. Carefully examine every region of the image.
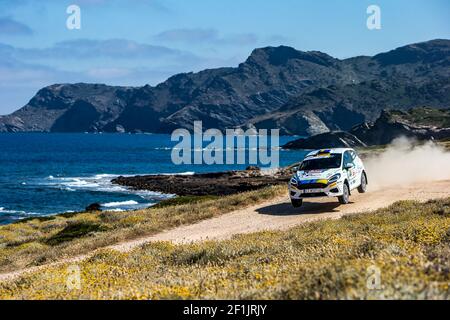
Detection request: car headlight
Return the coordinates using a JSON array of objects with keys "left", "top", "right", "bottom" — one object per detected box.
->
[
  {"left": 328, "top": 173, "right": 341, "bottom": 184},
  {"left": 290, "top": 176, "right": 298, "bottom": 186}
]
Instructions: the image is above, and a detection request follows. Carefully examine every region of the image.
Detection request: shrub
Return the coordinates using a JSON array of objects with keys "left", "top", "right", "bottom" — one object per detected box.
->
[{"left": 44, "top": 222, "right": 107, "bottom": 246}]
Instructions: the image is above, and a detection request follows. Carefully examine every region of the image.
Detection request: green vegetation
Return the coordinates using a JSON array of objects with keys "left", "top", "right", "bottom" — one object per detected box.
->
[
  {"left": 45, "top": 222, "right": 107, "bottom": 246},
  {"left": 1, "top": 198, "right": 449, "bottom": 299},
  {"left": 152, "top": 195, "right": 220, "bottom": 209},
  {"left": 0, "top": 185, "right": 286, "bottom": 274},
  {"left": 439, "top": 138, "right": 450, "bottom": 151},
  {"left": 16, "top": 216, "right": 57, "bottom": 224},
  {"left": 389, "top": 107, "right": 450, "bottom": 127}
]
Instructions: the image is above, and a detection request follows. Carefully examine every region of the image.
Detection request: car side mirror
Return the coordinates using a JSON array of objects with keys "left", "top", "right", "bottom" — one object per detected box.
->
[{"left": 345, "top": 163, "right": 354, "bottom": 170}]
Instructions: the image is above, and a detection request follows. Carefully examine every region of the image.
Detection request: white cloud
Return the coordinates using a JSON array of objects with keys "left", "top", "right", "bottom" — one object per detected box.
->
[
  {"left": 0, "top": 16, "right": 33, "bottom": 35},
  {"left": 154, "top": 28, "right": 260, "bottom": 46},
  {"left": 1, "top": 39, "right": 199, "bottom": 61},
  {"left": 0, "top": 38, "right": 232, "bottom": 114}
]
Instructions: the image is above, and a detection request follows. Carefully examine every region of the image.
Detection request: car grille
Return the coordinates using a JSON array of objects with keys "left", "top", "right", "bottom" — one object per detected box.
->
[
  {"left": 300, "top": 192, "right": 328, "bottom": 198},
  {"left": 297, "top": 183, "right": 328, "bottom": 190}
]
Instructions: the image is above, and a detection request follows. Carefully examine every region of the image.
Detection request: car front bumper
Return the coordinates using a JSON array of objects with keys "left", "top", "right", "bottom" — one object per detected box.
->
[{"left": 289, "top": 181, "right": 344, "bottom": 199}]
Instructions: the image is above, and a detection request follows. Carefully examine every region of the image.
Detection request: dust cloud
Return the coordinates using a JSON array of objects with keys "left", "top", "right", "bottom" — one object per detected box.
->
[{"left": 364, "top": 137, "right": 450, "bottom": 190}]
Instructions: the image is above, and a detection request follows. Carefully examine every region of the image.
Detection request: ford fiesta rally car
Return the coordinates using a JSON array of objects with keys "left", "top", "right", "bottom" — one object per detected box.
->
[{"left": 288, "top": 148, "right": 368, "bottom": 208}]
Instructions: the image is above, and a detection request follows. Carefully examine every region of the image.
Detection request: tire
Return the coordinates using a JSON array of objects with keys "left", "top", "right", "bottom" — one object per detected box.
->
[
  {"left": 291, "top": 199, "right": 303, "bottom": 208},
  {"left": 358, "top": 172, "right": 367, "bottom": 193},
  {"left": 338, "top": 183, "right": 350, "bottom": 204}
]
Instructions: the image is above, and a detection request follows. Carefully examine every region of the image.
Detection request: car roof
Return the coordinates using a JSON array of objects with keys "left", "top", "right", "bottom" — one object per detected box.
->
[{"left": 305, "top": 148, "right": 354, "bottom": 159}]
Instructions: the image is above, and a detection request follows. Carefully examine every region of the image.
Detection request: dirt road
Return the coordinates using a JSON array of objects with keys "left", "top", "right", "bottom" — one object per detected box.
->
[
  {"left": 1, "top": 180, "right": 450, "bottom": 282},
  {"left": 112, "top": 180, "right": 450, "bottom": 249}
]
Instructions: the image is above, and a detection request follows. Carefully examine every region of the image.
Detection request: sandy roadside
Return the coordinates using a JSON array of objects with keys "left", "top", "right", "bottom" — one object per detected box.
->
[{"left": 1, "top": 179, "right": 449, "bottom": 282}]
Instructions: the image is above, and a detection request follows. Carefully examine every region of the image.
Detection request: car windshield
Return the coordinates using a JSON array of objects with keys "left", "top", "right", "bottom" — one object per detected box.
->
[{"left": 299, "top": 154, "right": 342, "bottom": 170}]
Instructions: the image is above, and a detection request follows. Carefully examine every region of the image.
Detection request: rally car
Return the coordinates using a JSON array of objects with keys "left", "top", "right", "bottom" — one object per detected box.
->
[{"left": 288, "top": 148, "right": 368, "bottom": 208}]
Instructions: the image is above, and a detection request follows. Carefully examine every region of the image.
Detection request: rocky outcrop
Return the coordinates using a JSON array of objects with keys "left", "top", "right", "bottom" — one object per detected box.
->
[
  {"left": 85, "top": 203, "right": 102, "bottom": 212},
  {"left": 1, "top": 39, "right": 449, "bottom": 134},
  {"left": 112, "top": 168, "right": 291, "bottom": 196},
  {"left": 283, "top": 107, "right": 450, "bottom": 149},
  {"left": 0, "top": 84, "right": 133, "bottom": 133},
  {"left": 350, "top": 107, "right": 450, "bottom": 145}
]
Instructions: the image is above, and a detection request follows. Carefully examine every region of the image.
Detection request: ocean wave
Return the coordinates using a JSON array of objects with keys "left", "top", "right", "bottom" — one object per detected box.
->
[
  {"left": 101, "top": 200, "right": 139, "bottom": 207},
  {"left": 40, "top": 173, "right": 175, "bottom": 202},
  {"left": 0, "top": 207, "right": 21, "bottom": 213},
  {"left": 8, "top": 173, "right": 176, "bottom": 218},
  {"left": 0, "top": 207, "right": 27, "bottom": 215},
  {"left": 158, "top": 171, "right": 195, "bottom": 176},
  {"left": 43, "top": 174, "right": 124, "bottom": 192},
  {"left": 62, "top": 179, "right": 100, "bottom": 188}
]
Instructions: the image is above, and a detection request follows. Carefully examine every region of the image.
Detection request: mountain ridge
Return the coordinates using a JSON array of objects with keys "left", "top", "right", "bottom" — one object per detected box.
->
[{"left": 1, "top": 39, "right": 449, "bottom": 134}]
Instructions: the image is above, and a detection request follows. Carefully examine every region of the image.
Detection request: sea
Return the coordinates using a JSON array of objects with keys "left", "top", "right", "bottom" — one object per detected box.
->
[{"left": 0, "top": 133, "right": 308, "bottom": 224}]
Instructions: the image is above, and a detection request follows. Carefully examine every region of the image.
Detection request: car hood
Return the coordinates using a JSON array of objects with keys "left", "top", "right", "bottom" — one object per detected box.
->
[{"left": 296, "top": 168, "right": 341, "bottom": 181}]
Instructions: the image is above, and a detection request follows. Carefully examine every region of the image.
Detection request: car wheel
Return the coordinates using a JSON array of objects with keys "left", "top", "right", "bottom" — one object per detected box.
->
[
  {"left": 338, "top": 183, "right": 350, "bottom": 204},
  {"left": 291, "top": 199, "right": 303, "bottom": 208},
  {"left": 358, "top": 172, "right": 367, "bottom": 193}
]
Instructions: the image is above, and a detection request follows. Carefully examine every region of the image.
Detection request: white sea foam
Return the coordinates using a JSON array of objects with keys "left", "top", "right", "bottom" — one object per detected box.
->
[
  {"left": 8, "top": 172, "right": 174, "bottom": 219},
  {"left": 154, "top": 147, "right": 172, "bottom": 150},
  {"left": 38, "top": 173, "right": 174, "bottom": 213},
  {"left": 102, "top": 200, "right": 139, "bottom": 207},
  {"left": 159, "top": 171, "right": 195, "bottom": 176},
  {"left": 0, "top": 207, "right": 26, "bottom": 215},
  {"left": 61, "top": 178, "right": 100, "bottom": 188}
]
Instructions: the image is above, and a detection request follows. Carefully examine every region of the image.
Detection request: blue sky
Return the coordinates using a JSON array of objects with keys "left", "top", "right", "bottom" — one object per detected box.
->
[{"left": 0, "top": 0, "right": 449, "bottom": 114}]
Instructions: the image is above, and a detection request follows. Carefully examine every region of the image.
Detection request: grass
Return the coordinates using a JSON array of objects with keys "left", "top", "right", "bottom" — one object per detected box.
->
[
  {"left": 388, "top": 107, "right": 450, "bottom": 128},
  {"left": 0, "top": 185, "right": 286, "bottom": 274},
  {"left": 152, "top": 195, "right": 220, "bottom": 209},
  {"left": 16, "top": 216, "right": 57, "bottom": 224},
  {"left": 0, "top": 197, "right": 449, "bottom": 300}
]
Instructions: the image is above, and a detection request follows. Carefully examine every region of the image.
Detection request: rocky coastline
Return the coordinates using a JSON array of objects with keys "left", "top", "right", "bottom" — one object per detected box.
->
[{"left": 112, "top": 167, "right": 292, "bottom": 197}]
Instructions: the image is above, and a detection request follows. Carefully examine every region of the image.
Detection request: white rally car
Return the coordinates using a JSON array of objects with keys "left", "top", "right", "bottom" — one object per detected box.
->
[{"left": 288, "top": 148, "right": 368, "bottom": 208}]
